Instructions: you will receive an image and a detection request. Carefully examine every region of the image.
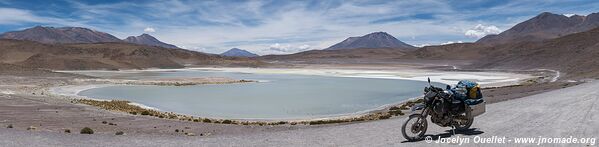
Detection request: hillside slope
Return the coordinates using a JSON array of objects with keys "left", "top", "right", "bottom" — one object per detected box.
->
[
  {"left": 471, "top": 27, "right": 599, "bottom": 78},
  {"left": 0, "top": 39, "right": 263, "bottom": 70},
  {"left": 0, "top": 26, "right": 122, "bottom": 44},
  {"left": 123, "top": 34, "right": 179, "bottom": 49}
]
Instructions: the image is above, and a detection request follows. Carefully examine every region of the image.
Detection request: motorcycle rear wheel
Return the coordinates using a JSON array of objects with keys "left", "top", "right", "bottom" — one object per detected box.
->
[
  {"left": 454, "top": 107, "right": 473, "bottom": 131},
  {"left": 402, "top": 114, "right": 428, "bottom": 141}
]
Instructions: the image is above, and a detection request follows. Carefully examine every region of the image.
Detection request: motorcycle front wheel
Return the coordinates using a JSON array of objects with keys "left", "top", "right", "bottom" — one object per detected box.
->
[{"left": 401, "top": 114, "right": 428, "bottom": 141}]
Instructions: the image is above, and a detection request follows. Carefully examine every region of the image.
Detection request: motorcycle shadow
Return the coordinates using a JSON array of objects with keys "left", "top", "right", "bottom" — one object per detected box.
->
[{"left": 401, "top": 128, "right": 484, "bottom": 143}]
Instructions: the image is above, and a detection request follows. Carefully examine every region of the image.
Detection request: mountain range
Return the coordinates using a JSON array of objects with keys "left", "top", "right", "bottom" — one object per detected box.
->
[
  {"left": 220, "top": 48, "right": 259, "bottom": 57},
  {"left": 0, "top": 26, "right": 122, "bottom": 44},
  {"left": 0, "top": 26, "right": 263, "bottom": 69},
  {"left": 325, "top": 32, "right": 415, "bottom": 50},
  {"left": 0, "top": 39, "right": 263, "bottom": 70},
  {"left": 0, "top": 26, "right": 178, "bottom": 49},
  {"left": 260, "top": 11, "right": 599, "bottom": 79},
  {"left": 477, "top": 12, "right": 599, "bottom": 45}
]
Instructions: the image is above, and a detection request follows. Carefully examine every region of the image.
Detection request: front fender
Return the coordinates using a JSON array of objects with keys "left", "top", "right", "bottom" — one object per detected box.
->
[{"left": 410, "top": 103, "right": 425, "bottom": 114}]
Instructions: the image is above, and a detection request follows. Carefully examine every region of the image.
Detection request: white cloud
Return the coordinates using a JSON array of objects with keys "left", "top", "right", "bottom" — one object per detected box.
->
[
  {"left": 263, "top": 43, "right": 312, "bottom": 54},
  {"left": 441, "top": 41, "right": 463, "bottom": 45},
  {"left": 144, "top": 27, "right": 155, "bottom": 33},
  {"left": 415, "top": 44, "right": 430, "bottom": 47},
  {"left": 464, "top": 24, "right": 502, "bottom": 38},
  {"left": 298, "top": 44, "right": 311, "bottom": 50},
  {"left": 268, "top": 43, "right": 292, "bottom": 52}
]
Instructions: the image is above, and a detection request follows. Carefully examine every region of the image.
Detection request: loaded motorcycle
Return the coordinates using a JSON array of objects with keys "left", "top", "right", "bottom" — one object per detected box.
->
[{"left": 401, "top": 78, "right": 486, "bottom": 141}]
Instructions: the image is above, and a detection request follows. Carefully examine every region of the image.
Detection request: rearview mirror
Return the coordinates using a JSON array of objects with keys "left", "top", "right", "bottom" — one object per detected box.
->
[{"left": 427, "top": 77, "right": 430, "bottom": 84}]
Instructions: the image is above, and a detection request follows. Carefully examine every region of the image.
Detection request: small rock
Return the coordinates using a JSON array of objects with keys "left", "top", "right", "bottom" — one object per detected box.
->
[
  {"left": 6, "top": 124, "right": 13, "bottom": 128},
  {"left": 115, "top": 131, "right": 124, "bottom": 135},
  {"left": 185, "top": 132, "right": 196, "bottom": 136},
  {"left": 27, "top": 126, "right": 37, "bottom": 131}
]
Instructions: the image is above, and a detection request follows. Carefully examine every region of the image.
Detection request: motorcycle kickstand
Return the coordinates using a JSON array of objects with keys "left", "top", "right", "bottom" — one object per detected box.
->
[
  {"left": 451, "top": 125, "right": 455, "bottom": 135},
  {"left": 450, "top": 116, "right": 456, "bottom": 135}
]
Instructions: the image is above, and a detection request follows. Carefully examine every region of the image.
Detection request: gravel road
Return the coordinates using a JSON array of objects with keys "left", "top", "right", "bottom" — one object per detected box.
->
[{"left": 1, "top": 81, "right": 598, "bottom": 147}]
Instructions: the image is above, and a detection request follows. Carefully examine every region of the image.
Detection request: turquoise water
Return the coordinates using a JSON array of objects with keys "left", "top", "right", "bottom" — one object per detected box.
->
[{"left": 78, "top": 69, "right": 436, "bottom": 119}]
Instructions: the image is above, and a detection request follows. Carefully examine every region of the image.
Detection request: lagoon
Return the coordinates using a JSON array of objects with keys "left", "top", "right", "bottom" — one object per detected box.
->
[{"left": 76, "top": 69, "right": 438, "bottom": 119}]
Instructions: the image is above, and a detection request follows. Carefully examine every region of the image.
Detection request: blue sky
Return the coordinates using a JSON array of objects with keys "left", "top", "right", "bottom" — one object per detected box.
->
[{"left": 0, "top": 0, "right": 598, "bottom": 55}]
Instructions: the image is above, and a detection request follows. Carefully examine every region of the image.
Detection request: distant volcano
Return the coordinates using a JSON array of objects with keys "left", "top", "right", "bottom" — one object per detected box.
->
[
  {"left": 220, "top": 48, "right": 259, "bottom": 57},
  {"left": 325, "top": 32, "right": 415, "bottom": 50}
]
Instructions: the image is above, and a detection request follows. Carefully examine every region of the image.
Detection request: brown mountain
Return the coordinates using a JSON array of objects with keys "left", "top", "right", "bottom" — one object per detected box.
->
[
  {"left": 0, "top": 39, "right": 263, "bottom": 70},
  {"left": 477, "top": 12, "right": 599, "bottom": 45},
  {"left": 0, "top": 26, "right": 122, "bottom": 44},
  {"left": 123, "top": 34, "right": 179, "bottom": 49},
  {"left": 470, "top": 27, "right": 599, "bottom": 79},
  {"left": 325, "top": 32, "right": 415, "bottom": 50}
]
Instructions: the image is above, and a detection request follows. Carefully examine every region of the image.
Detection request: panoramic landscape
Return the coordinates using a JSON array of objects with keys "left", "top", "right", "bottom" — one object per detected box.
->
[{"left": 0, "top": 0, "right": 598, "bottom": 146}]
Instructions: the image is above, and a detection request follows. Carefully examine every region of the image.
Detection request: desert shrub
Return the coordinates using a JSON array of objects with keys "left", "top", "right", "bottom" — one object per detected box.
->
[
  {"left": 389, "top": 110, "right": 404, "bottom": 116},
  {"left": 222, "top": 120, "right": 232, "bottom": 124},
  {"left": 399, "top": 105, "right": 409, "bottom": 110},
  {"left": 6, "top": 124, "right": 13, "bottom": 128},
  {"left": 115, "top": 131, "right": 124, "bottom": 135},
  {"left": 129, "top": 111, "right": 137, "bottom": 115},
  {"left": 389, "top": 106, "right": 400, "bottom": 110},
  {"left": 175, "top": 129, "right": 179, "bottom": 132},
  {"left": 80, "top": 127, "right": 94, "bottom": 134},
  {"left": 141, "top": 110, "right": 150, "bottom": 115},
  {"left": 64, "top": 129, "right": 71, "bottom": 133},
  {"left": 378, "top": 114, "right": 391, "bottom": 119},
  {"left": 193, "top": 119, "right": 200, "bottom": 122},
  {"left": 278, "top": 121, "right": 287, "bottom": 125},
  {"left": 309, "top": 120, "right": 324, "bottom": 125},
  {"left": 102, "top": 121, "right": 108, "bottom": 124},
  {"left": 202, "top": 119, "right": 212, "bottom": 123}
]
